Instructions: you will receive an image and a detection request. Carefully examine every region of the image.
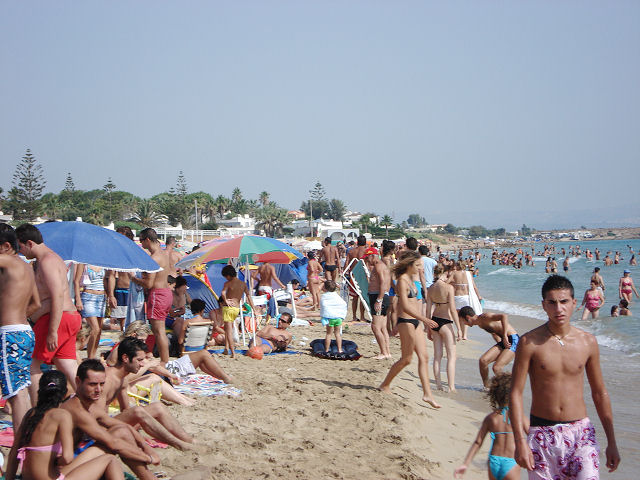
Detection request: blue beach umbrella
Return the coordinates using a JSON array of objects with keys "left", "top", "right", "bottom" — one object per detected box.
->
[{"left": 37, "top": 221, "right": 161, "bottom": 273}]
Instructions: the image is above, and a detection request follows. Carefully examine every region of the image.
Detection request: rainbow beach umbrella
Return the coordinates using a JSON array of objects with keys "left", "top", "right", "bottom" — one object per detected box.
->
[{"left": 175, "top": 234, "right": 302, "bottom": 269}]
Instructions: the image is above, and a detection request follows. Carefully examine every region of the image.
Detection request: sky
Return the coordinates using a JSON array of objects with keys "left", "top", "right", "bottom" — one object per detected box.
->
[{"left": 2, "top": 1, "right": 639, "bottom": 230}]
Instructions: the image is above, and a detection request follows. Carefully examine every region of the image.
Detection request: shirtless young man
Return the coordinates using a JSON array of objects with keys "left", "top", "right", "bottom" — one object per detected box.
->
[
  {"left": 344, "top": 235, "right": 367, "bottom": 321},
  {"left": 320, "top": 237, "right": 341, "bottom": 282},
  {"left": 102, "top": 338, "right": 194, "bottom": 450},
  {"left": 255, "top": 262, "right": 285, "bottom": 299},
  {"left": 15, "top": 224, "right": 82, "bottom": 402},
  {"left": 220, "top": 265, "right": 255, "bottom": 357},
  {"left": 62, "top": 359, "right": 161, "bottom": 480},
  {"left": 591, "top": 267, "right": 605, "bottom": 292},
  {"left": 458, "top": 307, "right": 519, "bottom": 388},
  {"left": 0, "top": 225, "right": 40, "bottom": 431},
  {"left": 131, "top": 228, "right": 172, "bottom": 363},
  {"left": 510, "top": 275, "right": 620, "bottom": 479},
  {"left": 248, "top": 311, "right": 293, "bottom": 354},
  {"left": 363, "top": 247, "right": 391, "bottom": 359}
]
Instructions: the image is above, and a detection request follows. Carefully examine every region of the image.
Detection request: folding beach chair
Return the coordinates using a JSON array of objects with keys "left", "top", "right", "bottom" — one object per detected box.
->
[
  {"left": 250, "top": 294, "right": 269, "bottom": 328},
  {"left": 128, "top": 381, "right": 163, "bottom": 406}
]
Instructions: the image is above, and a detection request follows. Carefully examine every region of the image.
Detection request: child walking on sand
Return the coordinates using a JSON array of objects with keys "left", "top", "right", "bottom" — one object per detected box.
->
[
  {"left": 454, "top": 373, "right": 522, "bottom": 480},
  {"left": 320, "top": 280, "right": 347, "bottom": 353}
]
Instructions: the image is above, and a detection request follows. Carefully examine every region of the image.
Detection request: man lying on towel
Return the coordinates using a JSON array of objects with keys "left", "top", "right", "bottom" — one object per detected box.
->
[{"left": 249, "top": 312, "right": 293, "bottom": 354}]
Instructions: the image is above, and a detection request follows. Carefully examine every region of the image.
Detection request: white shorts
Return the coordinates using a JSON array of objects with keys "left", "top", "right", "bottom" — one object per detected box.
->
[
  {"left": 454, "top": 295, "right": 470, "bottom": 310},
  {"left": 165, "top": 354, "right": 196, "bottom": 379}
]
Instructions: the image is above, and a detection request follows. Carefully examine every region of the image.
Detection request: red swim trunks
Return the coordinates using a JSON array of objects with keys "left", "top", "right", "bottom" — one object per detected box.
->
[
  {"left": 33, "top": 311, "right": 82, "bottom": 364},
  {"left": 147, "top": 287, "right": 172, "bottom": 321}
]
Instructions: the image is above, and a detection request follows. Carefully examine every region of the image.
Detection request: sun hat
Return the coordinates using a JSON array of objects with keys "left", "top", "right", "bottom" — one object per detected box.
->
[{"left": 363, "top": 247, "right": 379, "bottom": 257}]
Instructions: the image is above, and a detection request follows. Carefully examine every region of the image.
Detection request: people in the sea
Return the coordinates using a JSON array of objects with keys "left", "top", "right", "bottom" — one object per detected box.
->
[
  {"left": 320, "top": 280, "right": 347, "bottom": 354},
  {"left": 454, "top": 372, "right": 522, "bottom": 480},
  {"left": 577, "top": 280, "right": 606, "bottom": 320},
  {"left": 16, "top": 223, "right": 82, "bottom": 402},
  {"left": 591, "top": 267, "right": 605, "bottom": 293},
  {"left": 378, "top": 251, "right": 440, "bottom": 408},
  {"left": 618, "top": 299, "right": 631, "bottom": 316},
  {"left": 248, "top": 311, "right": 293, "bottom": 353},
  {"left": 510, "top": 275, "right": 620, "bottom": 478},
  {"left": 610, "top": 305, "right": 619, "bottom": 317},
  {"left": 5, "top": 370, "right": 124, "bottom": 480},
  {"left": 458, "top": 307, "right": 519, "bottom": 389},
  {"left": 425, "top": 264, "right": 460, "bottom": 392},
  {"left": 220, "top": 264, "right": 255, "bottom": 358},
  {"left": 618, "top": 270, "right": 638, "bottom": 304},
  {"left": 0, "top": 224, "right": 40, "bottom": 432}
]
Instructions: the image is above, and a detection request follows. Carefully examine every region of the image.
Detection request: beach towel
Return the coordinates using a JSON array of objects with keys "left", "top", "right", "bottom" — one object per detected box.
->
[
  {"left": 466, "top": 271, "right": 483, "bottom": 315},
  {"left": 172, "top": 374, "right": 242, "bottom": 397},
  {"left": 208, "top": 348, "right": 299, "bottom": 356},
  {"left": 309, "top": 339, "right": 361, "bottom": 360},
  {"left": 0, "top": 420, "right": 14, "bottom": 447}
]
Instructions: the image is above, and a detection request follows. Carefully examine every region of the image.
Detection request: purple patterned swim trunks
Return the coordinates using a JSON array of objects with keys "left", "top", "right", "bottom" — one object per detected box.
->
[{"left": 527, "top": 417, "right": 600, "bottom": 479}]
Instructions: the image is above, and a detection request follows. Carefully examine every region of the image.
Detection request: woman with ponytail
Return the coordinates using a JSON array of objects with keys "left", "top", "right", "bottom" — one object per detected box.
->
[{"left": 6, "top": 370, "right": 124, "bottom": 480}]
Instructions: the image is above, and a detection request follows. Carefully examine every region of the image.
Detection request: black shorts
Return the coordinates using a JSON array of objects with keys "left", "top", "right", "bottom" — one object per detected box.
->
[
  {"left": 369, "top": 294, "right": 390, "bottom": 316},
  {"left": 325, "top": 264, "right": 337, "bottom": 272}
]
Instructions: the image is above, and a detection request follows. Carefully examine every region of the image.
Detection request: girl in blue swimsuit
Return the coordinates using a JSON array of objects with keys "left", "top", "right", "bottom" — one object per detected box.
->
[{"left": 454, "top": 373, "right": 523, "bottom": 480}]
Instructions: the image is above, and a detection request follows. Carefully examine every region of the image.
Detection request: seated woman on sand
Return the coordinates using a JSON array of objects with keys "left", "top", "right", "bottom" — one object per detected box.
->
[
  {"left": 378, "top": 251, "right": 441, "bottom": 408},
  {"left": 6, "top": 370, "right": 124, "bottom": 480}
]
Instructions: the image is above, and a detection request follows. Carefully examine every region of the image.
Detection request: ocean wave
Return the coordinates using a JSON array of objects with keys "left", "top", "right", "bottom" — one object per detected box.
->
[
  {"left": 486, "top": 267, "right": 526, "bottom": 276},
  {"left": 574, "top": 317, "right": 640, "bottom": 356},
  {"left": 483, "top": 299, "right": 547, "bottom": 321}
]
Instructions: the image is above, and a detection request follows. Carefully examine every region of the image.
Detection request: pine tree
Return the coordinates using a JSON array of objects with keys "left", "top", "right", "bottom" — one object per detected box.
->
[
  {"left": 103, "top": 177, "right": 116, "bottom": 222},
  {"left": 64, "top": 172, "right": 75, "bottom": 191},
  {"left": 11, "top": 149, "right": 46, "bottom": 220}
]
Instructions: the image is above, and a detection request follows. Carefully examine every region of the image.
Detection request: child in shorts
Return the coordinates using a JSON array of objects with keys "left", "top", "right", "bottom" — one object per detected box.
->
[{"left": 320, "top": 280, "right": 347, "bottom": 354}]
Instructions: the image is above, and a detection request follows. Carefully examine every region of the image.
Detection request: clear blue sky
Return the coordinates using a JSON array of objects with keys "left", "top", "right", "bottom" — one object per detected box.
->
[{"left": 2, "top": 1, "right": 639, "bottom": 229}]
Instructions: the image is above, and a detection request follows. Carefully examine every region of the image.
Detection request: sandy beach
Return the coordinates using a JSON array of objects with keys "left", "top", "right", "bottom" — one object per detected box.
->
[{"left": 140, "top": 319, "right": 496, "bottom": 480}]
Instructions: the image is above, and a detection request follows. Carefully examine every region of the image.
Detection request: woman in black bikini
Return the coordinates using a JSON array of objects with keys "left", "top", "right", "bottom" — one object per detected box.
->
[
  {"left": 378, "top": 251, "right": 441, "bottom": 408},
  {"left": 426, "top": 264, "right": 460, "bottom": 392}
]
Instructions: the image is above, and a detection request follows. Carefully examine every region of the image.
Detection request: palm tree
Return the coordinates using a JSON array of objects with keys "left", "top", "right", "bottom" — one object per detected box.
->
[
  {"left": 131, "top": 199, "right": 164, "bottom": 227},
  {"left": 259, "top": 191, "right": 270, "bottom": 207},
  {"left": 380, "top": 215, "right": 393, "bottom": 238},
  {"left": 214, "top": 195, "right": 230, "bottom": 219}
]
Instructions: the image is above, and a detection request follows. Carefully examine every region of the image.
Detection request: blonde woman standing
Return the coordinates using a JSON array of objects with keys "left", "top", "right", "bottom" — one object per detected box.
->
[{"left": 378, "top": 251, "right": 441, "bottom": 408}]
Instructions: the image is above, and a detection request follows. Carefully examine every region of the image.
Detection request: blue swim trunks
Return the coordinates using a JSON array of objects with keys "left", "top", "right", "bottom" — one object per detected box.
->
[
  {"left": 0, "top": 324, "right": 35, "bottom": 399},
  {"left": 496, "top": 333, "right": 520, "bottom": 353}
]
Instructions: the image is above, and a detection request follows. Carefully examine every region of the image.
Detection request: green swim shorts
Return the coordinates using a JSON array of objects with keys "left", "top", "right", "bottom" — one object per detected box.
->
[{"left": 322, "top": 317, "right": 343, "bottom": 327}]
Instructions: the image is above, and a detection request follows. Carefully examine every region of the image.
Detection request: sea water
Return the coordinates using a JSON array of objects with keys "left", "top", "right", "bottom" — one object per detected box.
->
[
  {"left": 468, "top": 238, "right": 639, "bottom": 477},
  {"left": 474, "top": 238, "right": 640, "bottom": 356}
]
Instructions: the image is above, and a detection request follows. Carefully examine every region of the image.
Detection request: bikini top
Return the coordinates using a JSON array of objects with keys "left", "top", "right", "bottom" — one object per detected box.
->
[
  {"left": 17, "top": 441, "right": 63, "bottom": 468},
  {"left": 407, "top": 284, "right": 418, "bottom": 298},
  {"left": 490, "top": 407, "right": 512, "bottom": 440}
]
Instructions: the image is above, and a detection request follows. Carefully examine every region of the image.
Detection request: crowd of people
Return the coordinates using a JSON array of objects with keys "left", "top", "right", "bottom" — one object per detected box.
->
[{"left": 0, "top": 221, "right": 627, "bottom": 479}]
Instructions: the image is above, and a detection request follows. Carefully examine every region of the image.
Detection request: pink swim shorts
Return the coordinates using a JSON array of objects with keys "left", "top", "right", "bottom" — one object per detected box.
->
[{"left": 527, "top": 417, "right": 600, "bottom": 479}]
